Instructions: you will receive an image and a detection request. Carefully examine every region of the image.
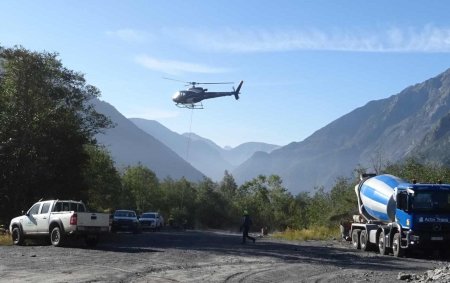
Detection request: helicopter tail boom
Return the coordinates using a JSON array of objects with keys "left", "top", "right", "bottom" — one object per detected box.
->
[{"left": 234, "top": 80, "right": 243, "bottom": 100}]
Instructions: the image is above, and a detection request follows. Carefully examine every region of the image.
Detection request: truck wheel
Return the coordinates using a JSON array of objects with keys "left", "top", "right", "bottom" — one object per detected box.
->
[
  {"left": 85, "top": 236, "right": 99, "bottom": 247},
  {"left": 352, "top": 229, "right": 361, "bottom": 249},
  {"left": 12, "top": 227, "right": 24, "bottom": 246},
  {"left": 378, "top": 231, "right": 388, "bottom": 255},
  {"left": 393, "top": 232, "right": 404, "bottom": 257},
  {"left": 360, "top": 230, "right": 371, "bottom": 251},
  {"left": 50, "top": 226, "right": 65, "bottom": 247}
]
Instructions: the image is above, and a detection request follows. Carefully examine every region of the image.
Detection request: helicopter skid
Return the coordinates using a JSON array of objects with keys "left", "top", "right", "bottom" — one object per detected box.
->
[{"left": 176, "top": 102, "right": 204, "bottom": 109}]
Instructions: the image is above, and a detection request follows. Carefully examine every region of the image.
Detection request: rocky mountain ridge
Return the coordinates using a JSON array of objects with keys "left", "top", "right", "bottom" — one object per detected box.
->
[{"left": 233, "top": 68, "right": 450, "bottom": 193}]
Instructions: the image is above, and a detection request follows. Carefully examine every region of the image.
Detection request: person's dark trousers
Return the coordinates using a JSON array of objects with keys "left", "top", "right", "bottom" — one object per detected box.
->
[{"left": 242, "top": 227, "right": 255, "bottom": 243}]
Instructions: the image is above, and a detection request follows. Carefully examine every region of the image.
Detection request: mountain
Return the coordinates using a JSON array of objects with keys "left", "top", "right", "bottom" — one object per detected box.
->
[
  {"left": 130, "top": 118, "right": 279, "bottom": 181},
  {"left": 223, "top": 142, "right": 281, "bottom": 166},
  {"left": 416, "top": 112, "right": 450, "bottom": 164},
  {"left": 233, "top": 68, "right": 450, "bottom": 194},
  {"left": 181, "top": 133, "right": 280, "bottom": 166},
  {"left": 92, "top": 100, "right": 204, "bottom": 181},
  {"left": 182, "top": 133, "right": 223, "bottom": 152},
  {"left": 129, "top": 118, "right": 232, "bottom": 180}
]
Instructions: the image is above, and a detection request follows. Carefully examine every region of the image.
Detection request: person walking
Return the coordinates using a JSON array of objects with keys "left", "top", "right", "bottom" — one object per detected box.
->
[{"left": 240, "top": 210, "right": 255, "bottom": 244}]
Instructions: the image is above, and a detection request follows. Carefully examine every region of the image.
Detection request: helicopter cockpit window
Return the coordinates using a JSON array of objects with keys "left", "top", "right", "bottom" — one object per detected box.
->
[{"left": 173, "top": 91, "right": 184, "bottom": 98}]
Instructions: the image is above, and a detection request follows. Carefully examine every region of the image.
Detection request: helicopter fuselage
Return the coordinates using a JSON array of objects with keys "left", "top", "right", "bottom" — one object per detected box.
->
[
  {"left": 172, "top": 80, "right": 243, "bottom": 108},
  {"left": 172, "top": 89, "right": 236, "bottom": 104}
]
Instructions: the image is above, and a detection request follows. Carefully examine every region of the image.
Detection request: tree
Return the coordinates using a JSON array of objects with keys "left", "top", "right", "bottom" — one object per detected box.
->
[
  {"left": 267, "top": 175, "right": 295, "bottom": 230},
  {"left": 236, "top": 175, "right": 295, "bottom": 232},
  {"left": 82, "top": 145, "right": 122, "bottom": 212},
  {"left": 219, "top": 170, "right": 238, "bottom": 200},
  {"left": 121, "top": 164, "right": 159, "bottom": 213},
  {"left": 159, "top": 177, "right": 197, "bottom": 228},
  {"left": 0, "top": 46, "right": 111, "bottom": 223},
  {"left": 217, "top": 171, "right": 241, "bottom": 228},
  {"left": 327, "top": 177, "right": 358, "bottom": 224},
  {"left": 195, "top": 177, "right": 229, "bottom": 228},
  {"left": 385, "top": 156, "right": 450, "bottom": 184},
  {"left": 306, "top": 186, "right": 330, "bottom": 227}
]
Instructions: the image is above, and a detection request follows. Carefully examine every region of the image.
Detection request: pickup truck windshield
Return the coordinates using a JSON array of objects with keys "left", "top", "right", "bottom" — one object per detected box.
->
[{"left": 411, "top": 191, "right": 450, "bottom": 212}]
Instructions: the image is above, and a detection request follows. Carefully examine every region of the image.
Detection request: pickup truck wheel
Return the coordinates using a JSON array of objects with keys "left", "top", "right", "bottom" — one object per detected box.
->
[
  {"left": 85, "top": 236, "right": 99, "bottom": 247},
  {"left": 393, "top": 232, "right": 404, "bottom": 257},
  {"left": 378, "top": 231, "right": 388, "bottom": 255},
  {"left": 50, "top": 226, "right": 65, "bottom": 247},
  {"left": 351, "top": 229, "right": 361, "bottom": 249},
  {"left": 12, "top": 227, "right": 24, "bottom": 246}
]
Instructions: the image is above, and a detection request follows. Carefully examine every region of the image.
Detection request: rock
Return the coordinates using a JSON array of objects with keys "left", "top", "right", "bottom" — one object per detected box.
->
[{"left": 398, "top": 272, "right": 412, "bottom": 280}]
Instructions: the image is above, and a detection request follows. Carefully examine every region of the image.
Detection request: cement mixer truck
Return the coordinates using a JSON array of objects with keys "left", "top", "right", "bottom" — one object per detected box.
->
[{"left": 342, "top": 174, "right": 450, "bottom": 257}]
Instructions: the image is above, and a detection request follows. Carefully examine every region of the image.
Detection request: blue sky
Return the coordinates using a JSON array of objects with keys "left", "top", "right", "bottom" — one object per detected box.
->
[{"left": 2, "top": 1, "right": 450, "bottom": 147}]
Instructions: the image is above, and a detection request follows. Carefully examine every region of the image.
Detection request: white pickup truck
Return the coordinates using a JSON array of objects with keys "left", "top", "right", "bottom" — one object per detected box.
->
[{"left": 9, "top": 200, "right": 110, "bottom": 247}]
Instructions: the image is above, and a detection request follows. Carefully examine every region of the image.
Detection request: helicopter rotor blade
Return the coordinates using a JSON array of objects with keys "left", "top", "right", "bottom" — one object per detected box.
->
[
  {"left": 164, "top": 77, "right": 234, "bottom": 86},
  {"left": 163, "top": 77, "right": 187, "bottom": 83},
  {"left": 197, "top": 82, "right": 234, "bottom": 85}
]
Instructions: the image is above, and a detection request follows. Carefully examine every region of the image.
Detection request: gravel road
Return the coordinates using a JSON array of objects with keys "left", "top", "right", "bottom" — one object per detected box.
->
[{"left": 0, "top": 230, "right": 447, "bottom": 282}]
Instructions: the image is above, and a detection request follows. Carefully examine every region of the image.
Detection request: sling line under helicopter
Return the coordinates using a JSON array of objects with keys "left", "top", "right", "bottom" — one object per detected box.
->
[
  {"left": 178, "top": 107, "right": 194, "bottom": 218},
  {"left": 185, "top": 108, "right": 194, "bottom": 161}
]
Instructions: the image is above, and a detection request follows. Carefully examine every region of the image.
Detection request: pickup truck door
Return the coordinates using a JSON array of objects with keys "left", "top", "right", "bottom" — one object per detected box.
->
[
  {"left": 21, "top": 203, "right": 41, "bottom": 234},
  {"left": 35, "top": 201, "right": 53, "bottom": 233}
]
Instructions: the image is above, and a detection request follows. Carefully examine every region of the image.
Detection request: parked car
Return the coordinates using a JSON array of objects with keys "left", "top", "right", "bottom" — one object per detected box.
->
[
  {"left": 111, "top": 210, "right": 141, "bottom": 233},
  {"left": 9, "top": 200, "right": 110, "bottom": 247},
  {"left": 139, "top": 212, "right": 164, "bottom": 231}
]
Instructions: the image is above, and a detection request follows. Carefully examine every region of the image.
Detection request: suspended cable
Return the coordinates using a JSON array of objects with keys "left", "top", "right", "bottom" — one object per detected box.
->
[
  {"left": 185, "top": 108, "right": 194, "bottom": 160},
  {"left": 178, "top": 108, "right": 194, "bottom": 227}
]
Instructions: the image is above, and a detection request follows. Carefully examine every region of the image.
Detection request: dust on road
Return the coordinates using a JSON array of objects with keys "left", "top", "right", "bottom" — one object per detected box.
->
[{"left": 0, "top": 230, "right": 446, "bottom": 282}]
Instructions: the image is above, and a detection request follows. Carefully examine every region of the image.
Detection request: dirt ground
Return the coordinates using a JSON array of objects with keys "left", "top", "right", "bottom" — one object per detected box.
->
[{"left": 0, "top": 229, "right": 447, "bottom": 282}]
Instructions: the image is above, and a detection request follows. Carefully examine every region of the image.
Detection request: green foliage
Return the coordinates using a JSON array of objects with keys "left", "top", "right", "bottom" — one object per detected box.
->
[
  {"left": 0, "top": 46, "right": 111, "bottom": 224},
  {"left": 121, "top": 164, "right": 159, "bottom": 213},
  {"left": 217, "top": 171, "right": 241, "bottom": 228},
  {"left": 195, "top": 178, "right": 228, "bottom": 228},
  {"left": 300, "top": 177, "right": 359, "bottom": 229},
  {"left": 385, "top": 156, "right": 450, "bottom": 184},
  {"left": 234, "top": 175, "right": 298, "bottom": 232},
  {"left": 272, "top": 226, "right": 340, "bottom": 241},
  {"left": 328, "top": 177, "right": 358, "bottom": 221},
  {"left": 82, "top": 145, "right": 122, "bottom": 212},
  {"left": 159, "top": 177, "right": 197, "bottom": 227}
]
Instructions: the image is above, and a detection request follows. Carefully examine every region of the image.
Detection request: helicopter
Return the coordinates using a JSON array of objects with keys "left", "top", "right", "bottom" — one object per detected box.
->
[{"left": 167, "top": 78, "right": 244, "bottom": 109}]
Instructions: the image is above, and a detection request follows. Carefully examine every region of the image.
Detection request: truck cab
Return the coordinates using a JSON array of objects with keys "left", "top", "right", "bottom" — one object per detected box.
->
[
  {"left": 395, "top": 184, "right": 450, "bottom": 250},
  {"left": 18, "top": 200, "right": 54, "bottom": 234}
]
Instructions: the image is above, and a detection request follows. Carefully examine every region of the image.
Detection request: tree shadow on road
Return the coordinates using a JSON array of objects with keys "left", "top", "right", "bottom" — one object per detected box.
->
[{"left": 96, "top": 230, "right": 443, "bottom": 273}]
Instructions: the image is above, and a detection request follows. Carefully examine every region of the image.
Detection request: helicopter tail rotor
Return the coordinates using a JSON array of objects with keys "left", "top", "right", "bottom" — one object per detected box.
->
[{"left": 234, "top": 80, "right": 244, "bottom": 100}]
